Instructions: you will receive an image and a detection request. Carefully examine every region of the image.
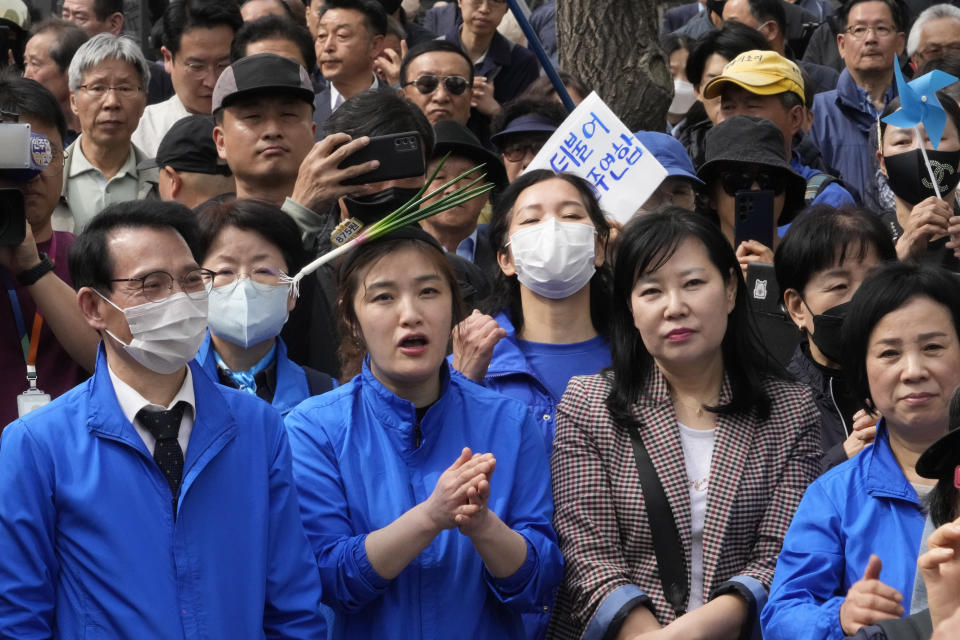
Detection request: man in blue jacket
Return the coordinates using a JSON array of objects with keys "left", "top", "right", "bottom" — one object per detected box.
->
[{"left": 0, "top": 200, "right": 327, "bottom": 639}]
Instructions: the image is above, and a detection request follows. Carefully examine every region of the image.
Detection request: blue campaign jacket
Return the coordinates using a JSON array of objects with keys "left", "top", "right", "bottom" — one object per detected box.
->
[
  {"left": 811, "top": 68, "right": 897, "bottom": 203},
  {"left": 760, "top": 421, "right": 926, "bottom": 640},
  {"left": 478, "top": 312, "right": 611, "bottom": 454},
  {"left": 285, "top": 360, "right": 563, "bottom": 640},
  {"left": 0, "top": 347, "right": 327, "bottom": 640},
  {"left": 195, "top": 332, "right": 312, "bottom": 417}
]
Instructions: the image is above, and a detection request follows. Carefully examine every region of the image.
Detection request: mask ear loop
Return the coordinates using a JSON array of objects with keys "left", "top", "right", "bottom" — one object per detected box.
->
[{"left": 916, "top": 125, "right": 943, "bottom": 200}]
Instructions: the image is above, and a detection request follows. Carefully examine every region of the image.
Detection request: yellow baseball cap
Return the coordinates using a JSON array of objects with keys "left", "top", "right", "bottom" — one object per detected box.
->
[{"left": 702, "top": 50, "right": 805, "bottom": 102}]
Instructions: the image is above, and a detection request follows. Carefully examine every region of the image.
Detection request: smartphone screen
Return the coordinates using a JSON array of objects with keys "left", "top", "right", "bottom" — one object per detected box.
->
[{"left": 733, "top": 189, "right": 775, "bottom": 249}]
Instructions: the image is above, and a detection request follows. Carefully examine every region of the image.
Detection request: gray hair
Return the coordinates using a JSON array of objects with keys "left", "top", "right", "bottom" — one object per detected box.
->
[
  {"left": 68, "top": 33, "right": 150, "bottom": 92},
  {"left": 907, "top": 3, "right": 960, "bottom": 56}
]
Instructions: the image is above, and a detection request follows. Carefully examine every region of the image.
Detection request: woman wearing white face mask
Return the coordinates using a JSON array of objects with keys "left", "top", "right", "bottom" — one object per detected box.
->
[
  {"left": 194, "top": 199, "right": 335, "bottom": 415},
  {"left": 451, "top": 170, "right": 612, "bottom": 451}
]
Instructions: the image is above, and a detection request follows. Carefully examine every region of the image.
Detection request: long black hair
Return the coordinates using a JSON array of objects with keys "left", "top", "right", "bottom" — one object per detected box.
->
[
  {"left": 606, "top": 208, "right": 780, "bottom": 424},
  {"left": 487, "top": 169, "right": 612, "bottom": 337}
]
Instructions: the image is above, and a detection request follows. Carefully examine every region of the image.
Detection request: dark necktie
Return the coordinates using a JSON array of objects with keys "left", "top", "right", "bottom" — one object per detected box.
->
[{"left": 137, "top": 402, "right": 187, "bottom": 509}]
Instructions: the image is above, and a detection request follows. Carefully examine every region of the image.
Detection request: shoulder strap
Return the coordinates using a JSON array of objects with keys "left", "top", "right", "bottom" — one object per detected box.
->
[
  {"left": 804, "top": 172, "right": 836, "bottom": 205},
  {"left": 625, "top": 420, "right": 689, "bottom": 617}
]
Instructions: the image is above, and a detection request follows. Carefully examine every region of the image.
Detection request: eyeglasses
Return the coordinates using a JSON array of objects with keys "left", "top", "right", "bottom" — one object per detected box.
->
[
  {"left": 501, "top": 140, "right": 547, "bottom": 162},
  {"left": 110, "top": 269, "right": 214, "bottom": 302},
  {"left": 718, "top": 169, "right": 786, "bottom": 196},
  {"left": 77, "top": 84, "right": 143, "bottom": 100},
  {"left": 210, "top": 267, "right": 288, "bottom": 294},
  {"left": 403, "top": 74, "right": 471, "bottom": 96},
  {"left": 843, "top": 24, "right": 897, "bottom": 39},
  {"left": 917, "top": 42, "right": 960, "bottom": 60}
]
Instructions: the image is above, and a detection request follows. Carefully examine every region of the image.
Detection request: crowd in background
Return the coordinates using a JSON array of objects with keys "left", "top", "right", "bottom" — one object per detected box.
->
[{"left": 1, "top": 0, "right": 960, "bottom": 639}]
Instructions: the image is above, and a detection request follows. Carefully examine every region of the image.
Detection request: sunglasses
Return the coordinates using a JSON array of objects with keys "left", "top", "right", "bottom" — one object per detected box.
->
[
  {"left": 718, "top": 169, "right": 785, "bottom": 196},
  {"left": 403, "top": 74, "right": 471, "bottom": 96}
]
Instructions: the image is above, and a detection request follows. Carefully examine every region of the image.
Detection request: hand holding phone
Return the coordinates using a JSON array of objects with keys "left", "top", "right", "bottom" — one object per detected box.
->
[
  {"left": 337, "top": 131, "right": 425, "bottom": 186},
  {"left": 733, "top": 189, "right": 775, "bottom": 249}
]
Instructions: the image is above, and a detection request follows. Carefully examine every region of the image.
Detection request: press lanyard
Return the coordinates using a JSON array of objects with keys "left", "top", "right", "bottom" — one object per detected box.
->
[{"left": 7, "top": 234, "right": 55, "bottom": 387}]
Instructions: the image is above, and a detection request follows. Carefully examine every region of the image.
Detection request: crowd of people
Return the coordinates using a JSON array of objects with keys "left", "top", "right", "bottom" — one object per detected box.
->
[{"left": 1, "top": 0, "right": 960, "bottom": 638}]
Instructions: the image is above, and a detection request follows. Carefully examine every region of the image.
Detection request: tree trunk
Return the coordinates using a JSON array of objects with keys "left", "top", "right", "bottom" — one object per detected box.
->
[{"left": 556, "top": 0, "right": 673, "bottom": 132}]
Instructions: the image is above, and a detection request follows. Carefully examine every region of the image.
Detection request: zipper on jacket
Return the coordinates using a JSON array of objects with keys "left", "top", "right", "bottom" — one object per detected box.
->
[
  {"left": 414, "top": 421, "right": 422, "bottom": 449},
  {"left": 828, "top": 376, "right": 851, "bottom": 437}
]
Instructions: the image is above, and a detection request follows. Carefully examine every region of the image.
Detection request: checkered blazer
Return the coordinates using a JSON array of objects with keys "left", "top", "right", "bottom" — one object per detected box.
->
[{"left": 546, "top": 368, "right": 821, "bottom": 639}]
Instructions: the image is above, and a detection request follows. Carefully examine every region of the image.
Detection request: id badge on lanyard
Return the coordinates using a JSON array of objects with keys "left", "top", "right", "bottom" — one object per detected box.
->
[{"left": 9, "top": 240, "right": 54, "bottom": 416}]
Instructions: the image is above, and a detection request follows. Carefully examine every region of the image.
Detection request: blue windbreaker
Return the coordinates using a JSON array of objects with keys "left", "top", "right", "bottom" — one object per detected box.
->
[
  {"left": 0, "top": 347, "right": 327, "bottom": 639},
  {"left": 761, "top": 421, "right": 926, "bottom": 640},
  {"left": 285, "top": 360, "right": 563, "bottom": 640}
]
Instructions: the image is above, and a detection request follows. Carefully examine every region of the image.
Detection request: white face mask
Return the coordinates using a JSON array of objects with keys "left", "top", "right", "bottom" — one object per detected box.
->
[
  {"left": 97, "top": 291, "right": 208, "bottom": 375},
  {"left": 507, "top": 218, "right": 597, "bottom": 299},
  {"left": 669, "top": 79, "right": 697, "bottom": 116},
  {"left": 207, "top": 279, "right": 291, "bottom": 348}
]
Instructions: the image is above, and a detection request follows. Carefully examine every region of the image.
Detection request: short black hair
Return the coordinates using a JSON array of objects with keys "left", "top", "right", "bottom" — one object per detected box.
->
[
  {"left": 920, "top": 52, "right": 960, "bottom": 103},
  {"left": 196, "top": 198, "right": 306, "bottom": 275},
  {"left": 324, "top": 90, "right": 435, "bottom": 157},
  {"left": 661, "top": 32, "right": 692, "bottom": 56},
  {"left": 520, "top": 69, "right": 590, "bottom": 102},
  {"left": 490, "top": 97, "right": 568, "bottom": 140},
  {"left": 774, "top": 205, "right": 896, "bottom": 296},
  {"left": 744, "top": 0, "right": 786, "bottom": 34},
  {"left": 399, "top": 39, "right": 474, "bottom": 85},
  {"left": 318, "top": 0, "right": 387, "bottom": 36},
  {"left": 607, "top": 208, "right": 781, "bottom": 424},
  {"left": 92, "top": 0, "right": 124, "bottom": 21},
  {"left": 69, "top": 200, "right": 202, "bottom": 292},
  {"left": 29, "top": 18, "right": 89, "bottom": 73},
  {"left": 841, "top": 0, "right": 905, "bottom": 32},
  {"left": 685, "top": 21, "right": 768, "bottom": 86},
  {"left": 842, "top": 261, "right": 960, "bottom": 412},
  {"left": 0, "top": 74, "right": 67, "bottom": 145},
  {"left": 162, "top": 0, "right": 243, "bottom": 57},
  {"left": 231, "top": 15, "right": 316, "bottom": 73}
]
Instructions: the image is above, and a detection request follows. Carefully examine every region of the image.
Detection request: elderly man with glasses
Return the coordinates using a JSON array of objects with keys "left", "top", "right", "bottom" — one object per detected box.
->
[
  {"left": 809, "top": 0, "right": 907, "bottom": 205},
  {"left": 55, "top": 33, "right": 158, "bottom": 234},
  {"left": 399, "top": 40, "right": 475, "bottom": 127}
]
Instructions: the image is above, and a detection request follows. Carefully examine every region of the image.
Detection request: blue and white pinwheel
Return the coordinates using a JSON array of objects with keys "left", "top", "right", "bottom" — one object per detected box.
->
[
  {"left": 882, "top": 56, "right": 957, "bottom": 148},
  {"left": 881, "top": 55, "right": 958, "bottom": 197}
]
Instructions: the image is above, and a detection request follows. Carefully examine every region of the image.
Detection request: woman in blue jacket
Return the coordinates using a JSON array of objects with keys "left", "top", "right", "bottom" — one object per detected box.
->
[
  {"left": 762, "top": 262, "right": 960, "bottom": 640},
  {"left": 194, "top": 199, "right": 334, "bottom": 414},
  {"left": 452, "top": 171, "right": 613, "bottom": 450},
  {"left": 285, "top": 227, "right": 563, "bottom": 640}
]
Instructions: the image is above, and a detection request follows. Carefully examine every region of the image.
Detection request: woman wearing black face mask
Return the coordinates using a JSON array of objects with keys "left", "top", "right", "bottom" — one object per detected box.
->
[
  {"left": 878, "top": 91, "right": 960, "bottom": 269},
  {"left": 775, "top": 206, "right": 897, "bottom": 473}
]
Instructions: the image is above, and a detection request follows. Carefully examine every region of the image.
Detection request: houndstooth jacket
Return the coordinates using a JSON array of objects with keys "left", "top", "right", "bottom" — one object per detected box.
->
[{"left": 546, "top": 368, "right": 821, "bottom": 640}]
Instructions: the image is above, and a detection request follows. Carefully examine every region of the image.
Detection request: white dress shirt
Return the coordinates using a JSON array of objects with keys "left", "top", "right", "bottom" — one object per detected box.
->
[
  {"left": 330, "top": 75, "right": 379, "bottom": 112},
  {"left": 107, "top": 363, "right": 196, "bottom": 457},
  {"left": 131, "top": 93, "right": 191, "bottom": 158}
]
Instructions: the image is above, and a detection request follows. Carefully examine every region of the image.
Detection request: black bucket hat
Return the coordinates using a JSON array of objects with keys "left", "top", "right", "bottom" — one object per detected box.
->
[
  {"left": 432, "top": 119, "right": 507, "bottom": 190},
  {"left": 697, "top": 115, "right": 807, "bottom": 225}
]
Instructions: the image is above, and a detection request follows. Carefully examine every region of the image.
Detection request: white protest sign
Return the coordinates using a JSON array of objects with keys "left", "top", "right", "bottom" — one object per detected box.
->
[{"left": 524, "top": 91, "right": 668, "bottom": 225}]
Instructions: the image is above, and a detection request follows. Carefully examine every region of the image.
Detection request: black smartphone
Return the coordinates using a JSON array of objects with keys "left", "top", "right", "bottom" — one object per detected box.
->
[
  {"left": 338, "top": 131, "right": 425, "bottom": 186},
  {"left": 0, "top": 188, "right": 26, "bottom": 246},
  {"left": 745, "top": 262, "right": 784, "bottom": 318},
  {"left": 0, "top": 26, "right": 9, "bottom": 69},
  {"left": 733, "top": 189, "right": 775, "bottom": 249}
]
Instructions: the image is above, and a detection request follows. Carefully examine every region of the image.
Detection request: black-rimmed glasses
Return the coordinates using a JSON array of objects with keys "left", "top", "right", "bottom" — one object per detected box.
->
[{"left": 110, "top": 269, "right": 214, "bottom": 303}]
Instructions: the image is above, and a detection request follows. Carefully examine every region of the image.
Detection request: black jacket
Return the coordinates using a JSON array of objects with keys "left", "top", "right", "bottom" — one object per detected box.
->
[{"left": 786, "top": 344, "right": 852, "bottom": 473}]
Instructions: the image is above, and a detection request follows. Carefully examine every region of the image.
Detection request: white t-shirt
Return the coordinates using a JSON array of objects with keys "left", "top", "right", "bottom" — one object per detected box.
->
[{"left": 677, "top": 422, "right": 716, "bottom": 611}]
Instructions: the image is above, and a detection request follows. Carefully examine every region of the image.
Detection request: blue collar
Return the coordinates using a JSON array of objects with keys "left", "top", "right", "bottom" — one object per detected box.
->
[
  {"left": 359, "top": 356, "right": 451, "bottom": 440},
  {"left": 864, "top": 419, "right": 922, "bottom": 504},
  {"left": 213, "top": 343, "right": 277, "bottom": 395}
]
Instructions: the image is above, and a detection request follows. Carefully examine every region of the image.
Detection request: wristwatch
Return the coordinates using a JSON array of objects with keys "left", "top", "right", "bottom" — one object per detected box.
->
[{"left": 17, "top": 253, "right": 54, "bottom": 286}]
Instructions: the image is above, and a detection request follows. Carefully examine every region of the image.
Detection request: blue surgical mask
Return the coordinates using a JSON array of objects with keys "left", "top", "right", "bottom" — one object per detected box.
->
[{"left": 207, "top": 279, "right": 291, "bottom": 348}]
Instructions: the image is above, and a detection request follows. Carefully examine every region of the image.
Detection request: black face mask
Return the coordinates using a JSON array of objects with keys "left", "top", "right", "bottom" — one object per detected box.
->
[
  {"left": 884, "top": 148, "right": 960, "bottom": 205},
  {"left": 806, "top": 300, "right": 849, "bottom": 365},
  {"left": 342, "top": 187, "right": 421, "bottom": 226}
]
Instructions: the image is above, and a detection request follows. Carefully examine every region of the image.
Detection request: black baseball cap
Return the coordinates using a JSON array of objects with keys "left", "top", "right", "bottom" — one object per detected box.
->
[
  {"left": 432, "top": 120, "right": 507, "bottom": 190},
  {"left": 139, "top": 115, "right": 231, "bottom": 176},
  {"left": 212, "top": 53, "right": 314, "bottom": 113}
]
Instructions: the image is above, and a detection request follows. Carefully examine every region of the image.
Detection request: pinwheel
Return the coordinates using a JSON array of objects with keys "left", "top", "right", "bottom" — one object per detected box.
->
[
  {"left": 281, "top": 154, "right": 493, "bottom": 294},
  {"left": 881, "top": 55, "right": 958, "bottom": 198}
]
